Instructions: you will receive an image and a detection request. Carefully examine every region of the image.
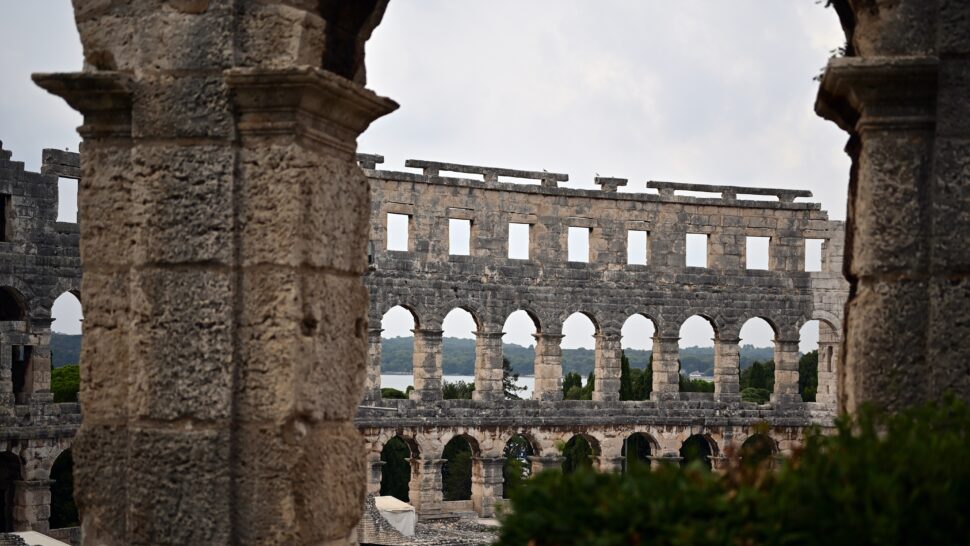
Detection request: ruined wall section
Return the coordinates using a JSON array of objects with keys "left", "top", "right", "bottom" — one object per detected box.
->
[{"left": 362, "top": 158, "right": 849, "bottom": 404}]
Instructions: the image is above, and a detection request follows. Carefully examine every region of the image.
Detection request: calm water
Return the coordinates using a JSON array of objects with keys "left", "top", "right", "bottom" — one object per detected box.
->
[{"left": 380, "top": 374, "right": 536, "bottom": 398}]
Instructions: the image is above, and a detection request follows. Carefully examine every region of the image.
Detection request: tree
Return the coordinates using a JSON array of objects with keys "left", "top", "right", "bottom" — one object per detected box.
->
[
  {"left": 442, "top": 438, "right": 473, "bottom": 501},
  {"left": 503, "top": 436, "right": 533, "bottom": 498},
  {"left": 562, "top": 372, "right": 583, "bottom": 395},
  {"left": 380, "top": 387, "right": 407, "bottom": 399},
  {"left": 562, "top": 436, "right": 594, "bottom": 474},
  {"left": 51, "top": 365, "right": 79, "bottom": 403},
  {"left": 380, "top": 437, "right": 412, "bottom": 501},
  {"left": 798, "top": 350, "right": 818, "bottom": 402},
  {"left": 679, "top": 374, "right": 715, "bottom": 393},
  {"left": 619, "top": 352, "right": 634, "bottom": 401},
  {"left": 503, "top": 357, "right": 527, "bottom": 400},
  {"left": 443, "top": 379, "right": 475, "bottom": 400}
]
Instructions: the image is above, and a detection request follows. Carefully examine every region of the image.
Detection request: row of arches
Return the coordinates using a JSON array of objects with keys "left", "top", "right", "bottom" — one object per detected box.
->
[
  {"left": 377, "top": 431, "right": 779, "bottom": 505},
  {"left": 0, "top": 286, "right": 82, "bottom": 332},
  {"left": 0, "top": 448, "right": 76, "bottom": 532},
  {"left": 375, "top": 302, "right": 839, "bottom": 403}
]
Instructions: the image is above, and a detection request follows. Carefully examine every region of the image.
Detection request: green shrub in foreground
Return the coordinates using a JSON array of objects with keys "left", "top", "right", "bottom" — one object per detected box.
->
[{"left": 497, "top": 398, "right": 970, "bottom": 546}]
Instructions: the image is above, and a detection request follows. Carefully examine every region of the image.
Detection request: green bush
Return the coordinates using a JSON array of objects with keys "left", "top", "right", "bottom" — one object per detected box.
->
[
  {"left": 380, "top": 387, "right": 408, "bottom": 399},
  {"left": 51, "top": 365, "right": 80, "bottom": 403},
  {"left": 497, "top": 398, "right": 970, "bottom": 546},
  {"left": 443, "top": 379, "right": 475, "bottom": 400}
]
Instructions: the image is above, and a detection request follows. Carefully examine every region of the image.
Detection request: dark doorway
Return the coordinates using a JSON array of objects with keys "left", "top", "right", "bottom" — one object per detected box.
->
[
  {"left": 379, "top": 437, "right": 412, "bottom": 502},
  {"left": 0, "top": 452, "right": 21, "bottom": 532}
]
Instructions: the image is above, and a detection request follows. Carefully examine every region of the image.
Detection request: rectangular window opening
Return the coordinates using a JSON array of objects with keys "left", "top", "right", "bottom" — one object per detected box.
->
[
  {"left": 686, "top": 233, "right": 708, "bottom": 268},
  {"left": 508, "top": 223, "right": 530, "bottom": 260},
  {"left": 805, "top": 239, "right": 824, "bottom": 272},
  {"left": 11, "top": 345, "right": 31, "bottom": 396},
  {"left": 568, "top": 226, "right": 590, "bottom": 263},
  {"left": 386, "top": 213, "right": 410, "bottom": 251},
  {"left": 449, "top": 218, "right": 471, "bottom": 256},
  {"left": 0, "top": 194, "right": 10, "bottom": 241},
  {"left": 746, "top": 236, "right": 770, "bottom": 270},
  {"left": 57, "top": 177, "right": 78, "bottom": 223},
  {"left": 627, "top": 230, "right": 648, "bottom": 265}
]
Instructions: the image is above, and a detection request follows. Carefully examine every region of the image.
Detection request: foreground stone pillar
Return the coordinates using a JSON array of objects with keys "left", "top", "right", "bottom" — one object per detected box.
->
[
  {"left": 411, "top": 329, "right": 443, "bottom": 402},
  {"left": 593, "top": 332, "right": 621, "bottom": 401},
  {"left": 713, "top": 337, "right": 741, "bottom": 403},
  {"left": 771, "top": 339, "right": 801, "bottom": 405},
  {"left": 471, "top": 457, "right": 504, "bottom": 517},
  {"left": 12, "top": 479, "right": 52, "bottom": 532},
  {"left": 651, "top": 335, "right": 680, "bottom": 400},
  {"left": 34, "top": 2, "right": 396, "bottom": 544},
  {"left": 408, "top": 458, "right": 445, "bottom": 515},
  {"left": 364, "top": 328, "right": 383, "bottom": 402},
  {"left": 532, "top": 333, "right": 564, "bottom": 401},
  {"left": 816, "top": 2, "right": 970, "bottom": 410},
  {"left": 473, "top": 330, "right": 505, "bottom": 401}
]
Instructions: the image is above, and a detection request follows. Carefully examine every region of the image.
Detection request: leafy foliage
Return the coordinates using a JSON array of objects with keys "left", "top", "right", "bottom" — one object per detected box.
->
[
  {"left": 503, "top": 436, "right": 534, "bottom": 498},
  {"left": 497, "top": 398, "right": 970, "bottom": 546},
  {"left": 380, "top": 387, "right": 408, "bottom": 399},
  {"left": 798, "top": 350, "right": 818, "bottom": 402},
  {"left": 562, "top": 436, "right": 595, "bottom": 474},
  {"left": 51, "top": 365, "right": 79, "bottom": 403},
  {"left": 443, "top": 379, "right": 475, "bottom": 400},
  {"left": 563, "top": 372, "right": 595, "bottom": 400},
  {"left": 502, "top": 357, "right": 527, "bottom": 400},
  {"left": 380, "top": 437, "right": 412, "bottom": 502},
  {"left": 678, "top": 374, "right": 714, "bottom": 393},
  {"left": 619, "top": 352, "right": 653, "bottom": 401}
]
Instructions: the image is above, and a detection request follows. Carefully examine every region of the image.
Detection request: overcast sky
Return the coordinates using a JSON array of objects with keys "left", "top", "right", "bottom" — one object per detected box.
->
[{"left": 0, "top": 2, "right": 846, "bottom": 353}]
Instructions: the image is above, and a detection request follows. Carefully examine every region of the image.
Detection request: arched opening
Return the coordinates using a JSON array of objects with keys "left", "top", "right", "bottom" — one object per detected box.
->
[
  {"left": 562, "top": 434, "right": 599, "bottom": 474},
  {"left": 561, "top": 312, "right": 597, "bottom": 400},
  {"left": 0, "top": 452, "right": 21, "bottom": 532},
  {"left": 502, "top": 310, "right": 539, "bottom": 399},
  {"left": 0, "top": 287, "right": 25, "bottom": 321},
  {"left": 680, "top": 434, "right": 716, "bottom": 470},
  {"left": 379, "top": 305, "right": 418, "bottom": 399},
  {"left": 51, "top": 291, "right": 83, "bottom": 403},
  {"left": 739, "top": 433, "right": 777, "bottom": 468},
  {"left": 441, "top": 308, "right": 478, "bottom": 399},
  {"left": 49, "top": 449, "right": 77, "bottom": 529},
  {"left": 800, "top": 319, "right": 838, "bottom": 404},
  {"left": 502, "top": 434, "right": 535, "bottom": 498},
  {"left": 739, "top": 317, "right": 777, "bottom": 404},
  {"left": 620, "top": 314, "right": 656, "bottom": 401},
  {"left": 621, "top": 432, "right": 654, "bottom": 473},
  {"left": 441, "top": 435, "right": 477, "bottom": 501},
  {"left": 379, "top": 436, "right": 415, "bottom": 502},
  {"left": 678, "top": 316, "right": 716, "bottom": 393}
]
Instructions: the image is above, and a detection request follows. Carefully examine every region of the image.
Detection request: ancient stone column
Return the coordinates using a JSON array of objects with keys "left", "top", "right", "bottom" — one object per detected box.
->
[
  {"left": 713, "top": 336, "right": 741, "bottom": 403},
  {"left": 595, "top": 455, "right": 625, "bottom": 473},
  {"left": 473, "top": 330, "right": 505, "bottom": 401},
  {"left": 411, "top": 328, "right": 443, "bottom": 402},
  {"left": 366, "top": 458, "right": 385, "bottom": 496},
  {"left": 532, "top": 333, "right": 564, "bottom": 401},
  {"left": 816, "top": 339, "right": 840, "bottom": 407},
  {"left": 26, "top": 319, "right": 53, "bottom": 402},
  {"left": 527, "top": 455, "right": 564, "bottom": 473},
  {"left": 12, "top": 479, "right": 52, "bottom": 532},
  {"left": 364, "top": 328, "right": 384, "bottom": 402},
  {"left": 816, "top": 2, "right": 970, "bottom": 411},
  {"left": 593, "top": 332, "right": 622, "bottom": 401},
  {"left": 408, "top": 458, "right": 445, "bottom": 515},
  {"left": 34, "top": 2, "right": 396, "bottom": 544},
  {"left": 651, "top": 335, "right": 681, "bottom": 400},
  {"left": 771, "top": 338, "right": 802, "bottom": 405},
  {"left": 471, "top": 456, "right": 505, "bottom": 517}
]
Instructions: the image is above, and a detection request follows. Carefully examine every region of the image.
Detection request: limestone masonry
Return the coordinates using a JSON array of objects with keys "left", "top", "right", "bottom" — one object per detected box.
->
[{"left": 1, "top": 140, "right": 848, "bottom": 529}]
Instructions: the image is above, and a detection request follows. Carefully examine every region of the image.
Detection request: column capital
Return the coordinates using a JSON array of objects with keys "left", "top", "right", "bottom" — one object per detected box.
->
[
  {"left": 716, "top": 336, "right": 741, "bottom": 345},
  {"left": 594, "top": 332, "right": 622, "bottom": 342},
  {"left": 476, "top": 330, "right": 506, "bottom": 340},
  {"left": 33, "top": 71, "right": 133, "bottom": 139},
  {"left": 533, "top": 333, "right": 564, "bottom": 341},
  {"left": 225, "top": 67, "right": 399, "bottom": 154},
  {"left": 412, "top": 328, "right": 444, "bottom": 338}
]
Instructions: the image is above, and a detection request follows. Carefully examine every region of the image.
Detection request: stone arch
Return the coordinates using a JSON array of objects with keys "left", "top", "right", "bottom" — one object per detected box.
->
[
  {"left": 503, "top": 307, "right": 542, "bottom": 334},
  {"left": 562, "top": 433, "right": 600, "bottom": 474},
  {"left": 51, "top": 290, "right": 83, "bottom": 336},
  {"left": 677, "top": 315, "right": 718, "bottom": 390},
  {"left": 435, "top": 303, "right": 484, "bottom": 333},
  {"left": 621, "top": 432, "right": 657, "bottom": 472},
  {"left": 502, "top": 433, "right": 536, "bottom": 498},
  {"left": 0, "top": 286, "right": 27, "bottom": 321},
  {"left": 49, "top": 447, "right": 77, "bottom": 529},
  {"left": 557, "top": 309, "right": 600, "bottom": 333},
  {"left": 736, "top": 314, "right": 781, "bottom": 339},
  {"left": 680, "top": 434, "right": 718, "bottom": 470},
  {"left": 380, "top": 435, "right": 416, "bottom": 502},
  {"left": 378, "top": 301, "right": 422, "bottom": 330},
  {"left": 619, "top": 313, "right": 658, "bottom": 401},
  {"left": 441, "top": 434, "right": 480, "bottom": 501},
  {"left": 0, "top": 451, "right": 22, "bottom": 532},
  {"left": 739, "top": 433, "right": 778, "bottom": 467}
]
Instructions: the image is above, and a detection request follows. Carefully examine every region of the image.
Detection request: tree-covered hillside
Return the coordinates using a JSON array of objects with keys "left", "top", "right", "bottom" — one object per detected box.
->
[
  {"left": 51, "top": 333, "right": 81, "bottom": 368},
  {"left": 381, "top": 337, "right": 775, "bottom": 376}
]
